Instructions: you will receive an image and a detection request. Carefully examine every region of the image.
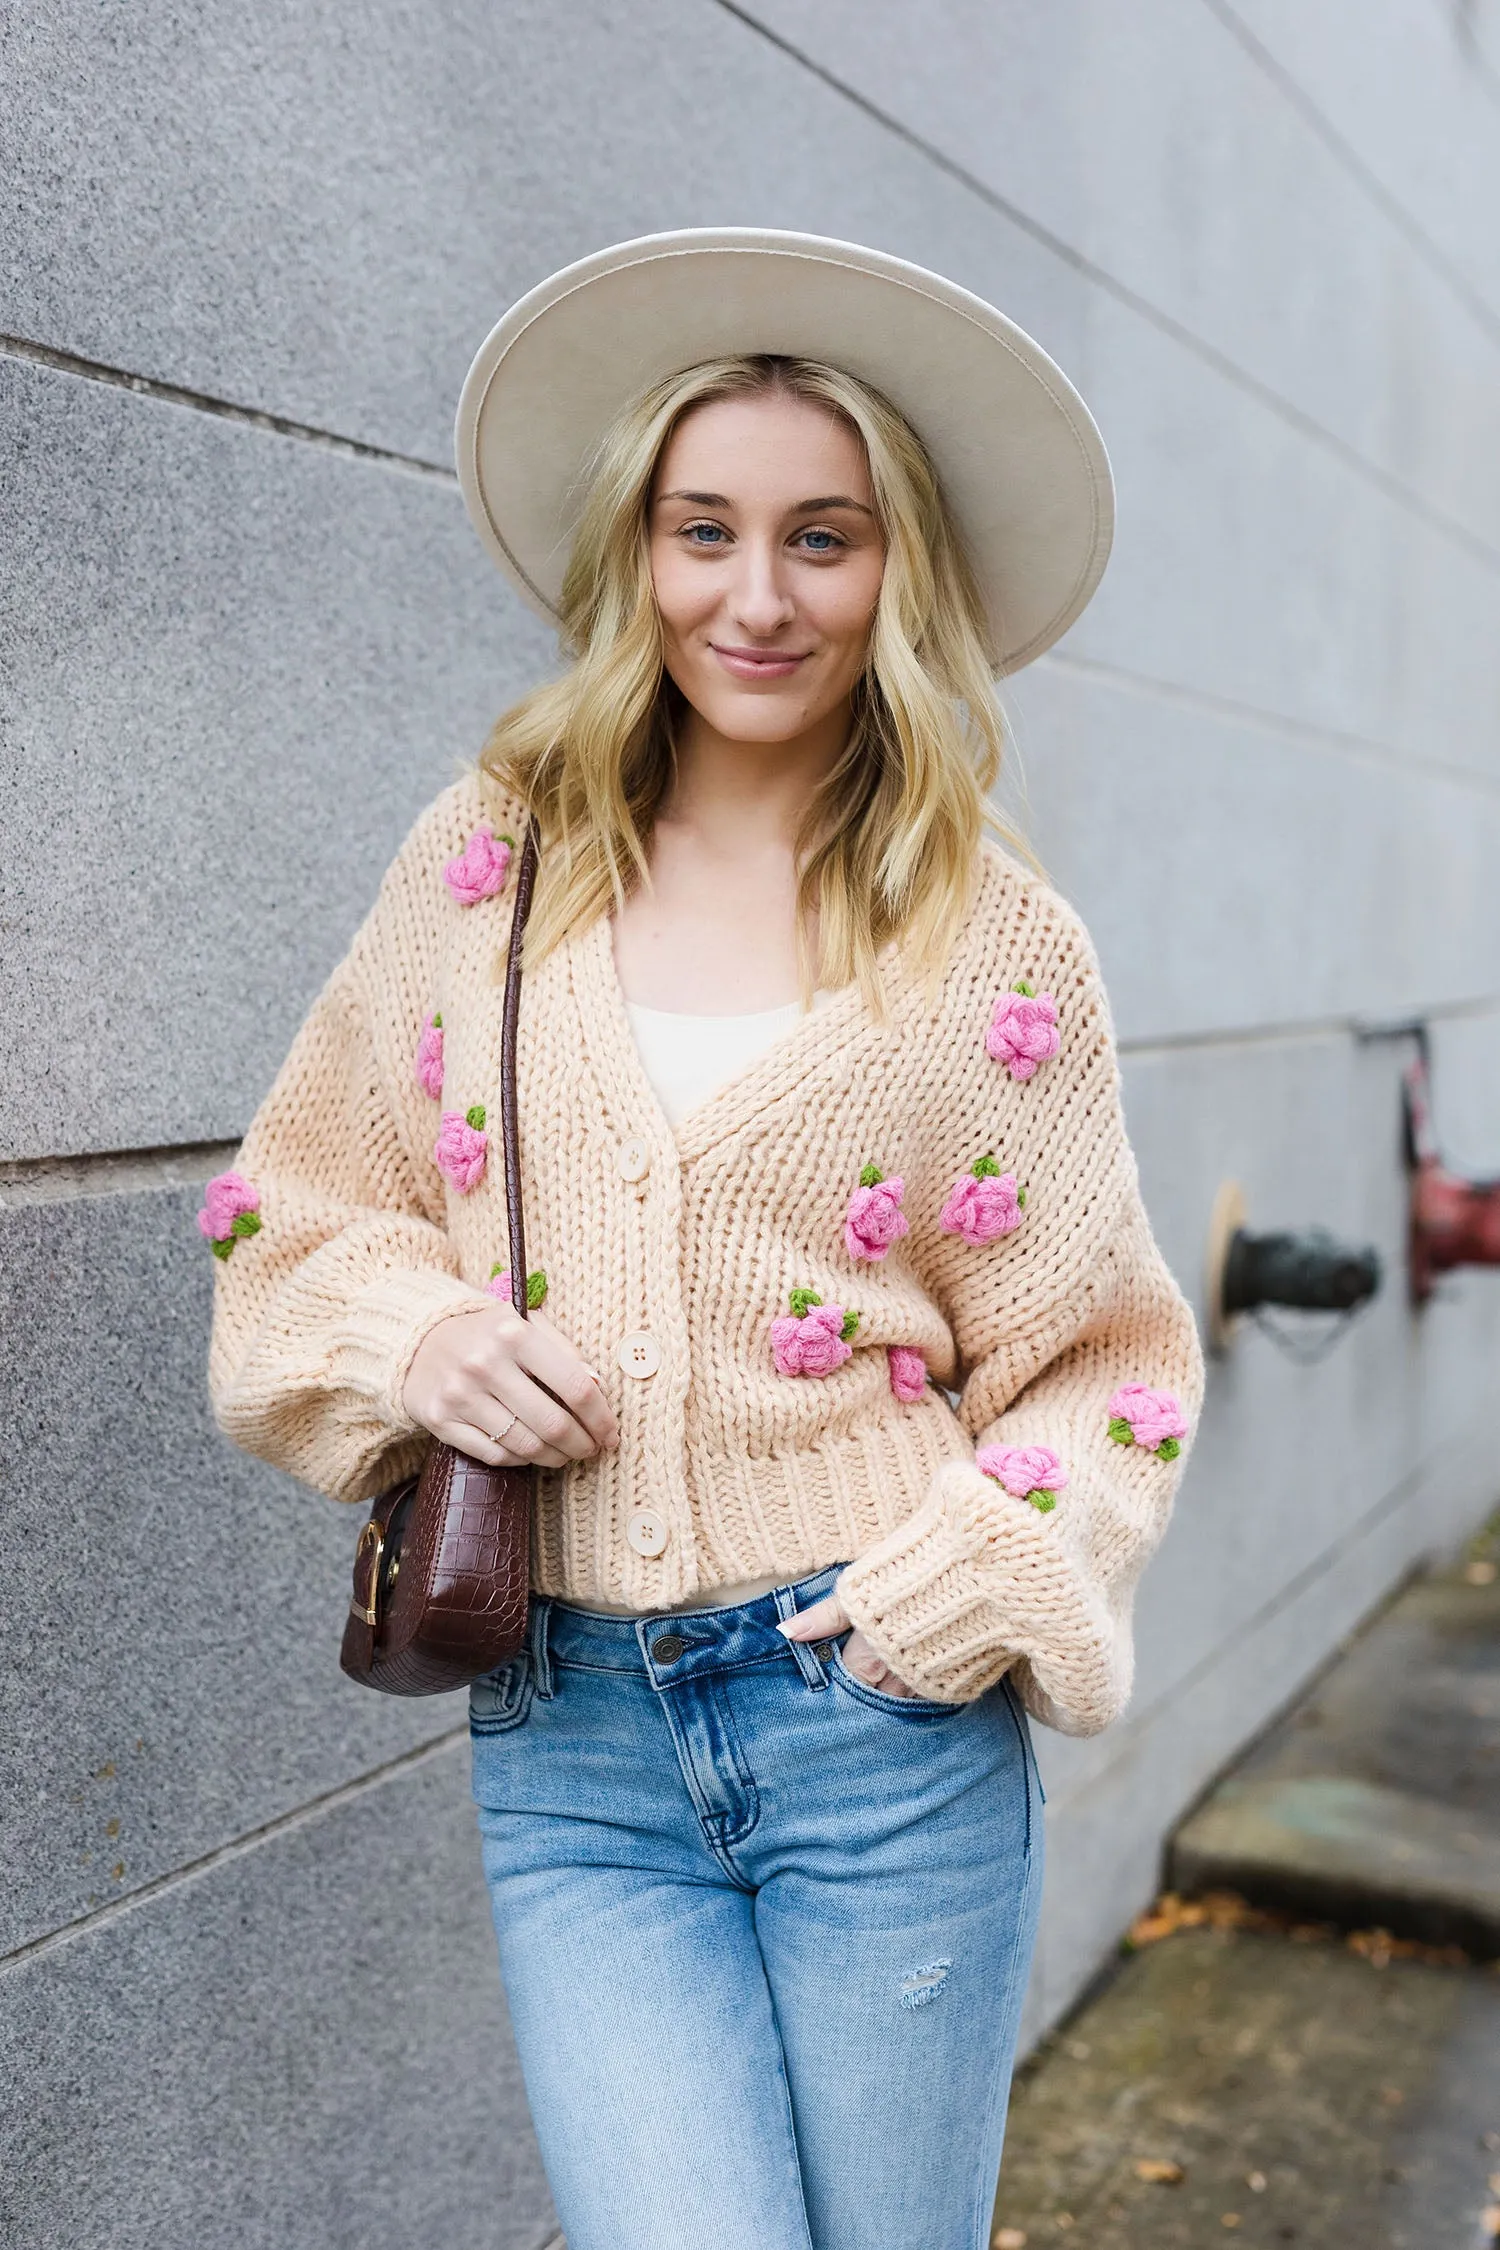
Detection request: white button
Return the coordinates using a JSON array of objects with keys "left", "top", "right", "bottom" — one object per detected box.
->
[
  {"left": 617, "top": 1136, "right": 650, "bottom": 1182},
  {"left": 617, "top": 1329, "right": 662, "bottom": 1379},
  {"left": 626, "top": 1507, "right": 670, "bottom": 1558}
]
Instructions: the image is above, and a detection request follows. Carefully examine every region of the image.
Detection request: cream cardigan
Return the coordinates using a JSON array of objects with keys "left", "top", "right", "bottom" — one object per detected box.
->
[{"left": 207, "top": 775, "right": 1203, "bottom": 1731}]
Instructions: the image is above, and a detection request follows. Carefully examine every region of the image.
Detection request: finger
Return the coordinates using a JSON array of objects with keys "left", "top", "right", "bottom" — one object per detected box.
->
[
  {"left": 777, "top": 1594, "right": 850, "bottom": 1642},
  {"left": 510, "top": 1322, "right": 619, "bottom": 1451},
  {"left": 483, "top": 1364, "right": 603, "bottom": 1463},
  {"left": 448, "top": 1420, "right": 572, "bottom": 1473}
]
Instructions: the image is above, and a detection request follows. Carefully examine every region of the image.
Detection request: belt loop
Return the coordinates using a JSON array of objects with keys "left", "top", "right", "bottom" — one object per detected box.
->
[
  {"left": 528, "top": 1596, "right": 555, "bottom": 1698},
  {"left": 774, "top": 1584, "right": 829, "bottom": 1692}
]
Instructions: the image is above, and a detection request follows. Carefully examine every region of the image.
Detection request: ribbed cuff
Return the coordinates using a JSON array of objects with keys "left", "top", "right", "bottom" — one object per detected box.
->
[
  {"left": 836, "top": 1461, "right": 1044, "bottom": 1705},
  {"left": 329, "top": 1266, "right": 494, "bottom": 1430}
]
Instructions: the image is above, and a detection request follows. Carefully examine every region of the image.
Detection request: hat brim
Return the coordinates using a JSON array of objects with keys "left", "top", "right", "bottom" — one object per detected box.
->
[{"left": 455, "top": 228, "right": 1113, "bottom": 677}]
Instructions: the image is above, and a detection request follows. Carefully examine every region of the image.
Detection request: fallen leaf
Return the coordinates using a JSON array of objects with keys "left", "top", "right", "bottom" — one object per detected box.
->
[
  {"left": 1464, "top": 1559, "right": 1497, "bottom": 1585},
  {"left": 1480, "top": 2207, "right": 1500, "bottom": 2241},
  {"left": 1247, "top": 2172, "right": 1268, "bottom": 2193},
  {"left": 1379, "top": 2087, "right": 1406, "bottom": 2107},
  {"left": 992, "top": 2231, "right": 1027, "bottom": 2249},
  {"left": 1135, "top": 2159, "right": 1186, "bottom": 2185},
  {"left": 1222, "top": 2218, "right": 1242, "bottom": 2232}
]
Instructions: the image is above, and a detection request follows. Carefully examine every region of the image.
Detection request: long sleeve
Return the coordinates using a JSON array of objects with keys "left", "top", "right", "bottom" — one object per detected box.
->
[
  {"left": 836, "top": 882, "right": 1204, "bottom": 1732},
  {"left": 206, "top": 801, "right": 496, "bottom": 1503}
]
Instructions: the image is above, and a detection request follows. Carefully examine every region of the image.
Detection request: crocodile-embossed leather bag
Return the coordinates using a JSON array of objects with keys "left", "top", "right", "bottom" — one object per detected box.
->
[{"left": 339, "top": 820, "right": 541, "bottom": 1697}]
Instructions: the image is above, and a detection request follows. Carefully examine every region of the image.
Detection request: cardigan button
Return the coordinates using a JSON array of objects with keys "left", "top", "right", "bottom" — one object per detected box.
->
[
  {"left": 617, "top": 1136, "right": 650, "bottom": 1182},
  {"left": 626, "top": 1508, "right": 670, "bottom": 1558},
  {"left": 617, "top": 1329, "right": 661, "bottom": 1379}
]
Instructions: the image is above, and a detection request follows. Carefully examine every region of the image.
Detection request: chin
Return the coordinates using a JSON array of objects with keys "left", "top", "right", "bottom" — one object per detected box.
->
[{"left": 695, "top": 689, "right": 824, "bottom": 745}]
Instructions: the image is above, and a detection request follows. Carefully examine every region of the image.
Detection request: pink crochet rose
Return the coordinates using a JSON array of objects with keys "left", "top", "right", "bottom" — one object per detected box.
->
[
  {"left": 771, "top": 1289, "right": 859, "bottom": 1377},
  {"left": 414, "top": 1012, "right": 444, "bottom": 1099},
  {"left": 986, "top": 982, "right": 1060, "bottom": 1081},
  {"left": 197, "top": 1171, "right": 262, "bottom": 1260},
  {"left": 940, "top": 1154, "right": 1026, "bottom": 1245},
  {"left": 442, "top": 824, "right": 514, "bottom": 906},
  {"left": 1107, "top": 1384, "right": 1189, "bottom": 1460},
  {"left": 975, "top": 1442, "right": 1069, "bottom": 1512},
  {"left": 844, "top": 1165, "right": 910, "bottom": 1261},
  {"left": 888, "top": 1345, "right": 928, "bottom": 1403},
  {"left": 434, "top": 1105, "right": 489, "bottom": 1194},
  {"left": 486, "top": 1265, "right": 548, "bottom": 1310}
]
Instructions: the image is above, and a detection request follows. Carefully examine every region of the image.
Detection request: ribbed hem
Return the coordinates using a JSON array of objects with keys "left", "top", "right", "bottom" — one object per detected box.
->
[
  {"left": 329, "top": 1267, "right": 494, "bottom": 1429},
  {"left": 836, "top": 1461, "right": 1051, "bottom": 1706}
]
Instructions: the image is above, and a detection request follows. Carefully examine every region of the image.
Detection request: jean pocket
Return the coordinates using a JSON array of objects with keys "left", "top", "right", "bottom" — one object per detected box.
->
[
  {"left": 830, "top": 1646, "right": 959, "bottom": 1719},
  {"left": 468, "top": 1652, "right": 535, "bottom": 1735}
]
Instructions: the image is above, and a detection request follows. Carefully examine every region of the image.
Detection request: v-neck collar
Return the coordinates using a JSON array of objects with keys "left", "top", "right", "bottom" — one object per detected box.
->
[{"left": 567, "top": 912, "right": 886, "bottom": 1164}]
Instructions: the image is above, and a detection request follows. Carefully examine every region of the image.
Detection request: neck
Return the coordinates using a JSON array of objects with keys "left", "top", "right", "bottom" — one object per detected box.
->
[{"left": 663, "top": 702, "right": 851, "bottom": 850}]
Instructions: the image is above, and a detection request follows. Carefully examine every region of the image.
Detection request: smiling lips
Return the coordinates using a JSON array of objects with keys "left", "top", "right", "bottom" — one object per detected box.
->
[{"left": 710, "top": 643, "right": 811, "bottom": 681}]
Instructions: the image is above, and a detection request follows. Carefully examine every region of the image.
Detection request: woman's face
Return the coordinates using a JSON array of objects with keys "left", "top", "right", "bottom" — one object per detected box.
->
[{"left": 648, "top": 390, "right": 886, "bottom": 747}]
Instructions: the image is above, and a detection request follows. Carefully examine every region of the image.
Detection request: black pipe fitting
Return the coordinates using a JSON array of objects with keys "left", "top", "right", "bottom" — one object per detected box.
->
[{"left": 1221, "top": 1228, "right": 1382, "bottom": 1318}]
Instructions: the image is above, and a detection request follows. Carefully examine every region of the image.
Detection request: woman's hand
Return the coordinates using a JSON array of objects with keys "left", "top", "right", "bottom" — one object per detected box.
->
[
  {"left": 778, "top": 1591, "right": 925, "bottom": 1698},
  {"left": 402, "top": 1303, "right": 619, "bottom": 1470}
]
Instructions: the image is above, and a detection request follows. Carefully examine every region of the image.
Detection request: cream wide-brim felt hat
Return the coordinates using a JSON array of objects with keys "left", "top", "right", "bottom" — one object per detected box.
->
[{"left": 455, "top": 228, "right": 1113, "bottom": 676}]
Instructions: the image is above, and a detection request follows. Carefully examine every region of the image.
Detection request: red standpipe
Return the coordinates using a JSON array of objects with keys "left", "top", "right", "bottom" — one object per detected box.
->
[{"left": 1403, "top": 1052, "right": 1500, "bottom": 1303}]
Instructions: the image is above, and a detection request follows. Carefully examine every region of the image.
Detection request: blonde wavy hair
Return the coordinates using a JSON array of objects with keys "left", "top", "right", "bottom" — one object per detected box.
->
[{"left": 480, "top": 353, "right": 1026, "bottom": 1004}]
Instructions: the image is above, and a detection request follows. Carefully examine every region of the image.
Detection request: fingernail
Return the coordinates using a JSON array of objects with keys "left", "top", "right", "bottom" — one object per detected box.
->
[{"left": 775, "top": 1620, "right": 800, "bottom": 1639}]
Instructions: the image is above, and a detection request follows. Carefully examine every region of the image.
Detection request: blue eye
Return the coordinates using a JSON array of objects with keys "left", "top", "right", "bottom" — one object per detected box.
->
[
  {"left": 684, "top": 522, "right": 728, "bottom": 546},
  {"left": 799, "top": 528, "right": 841, "bottom": 553}
]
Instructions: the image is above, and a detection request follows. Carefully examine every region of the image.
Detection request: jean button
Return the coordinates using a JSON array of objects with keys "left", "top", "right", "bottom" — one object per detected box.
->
[{"left": 651, "top": 1633, "right": 687, "bottom": 1664}]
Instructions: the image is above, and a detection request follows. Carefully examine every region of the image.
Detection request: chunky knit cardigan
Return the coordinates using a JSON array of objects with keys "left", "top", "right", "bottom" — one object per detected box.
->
[{"left": 207, "top": 774, "right": 1202, "bottom": 1731}]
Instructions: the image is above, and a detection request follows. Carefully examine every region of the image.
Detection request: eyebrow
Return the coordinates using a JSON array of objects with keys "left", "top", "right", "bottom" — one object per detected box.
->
[{"left": 658, "top": 488, "right": 877, "bottom": 518}]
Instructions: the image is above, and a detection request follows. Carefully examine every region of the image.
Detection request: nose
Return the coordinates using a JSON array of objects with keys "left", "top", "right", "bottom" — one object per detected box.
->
[{"left": 726, "top": 535, "right": 797, "bottom": 638}]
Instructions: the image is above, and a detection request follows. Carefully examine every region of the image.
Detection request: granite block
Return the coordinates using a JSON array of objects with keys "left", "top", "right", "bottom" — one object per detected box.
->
[
  {"left": 741, "top": 0, "right": 1500, "bottom": 548},
  {"left": 1004, "top": 660, "right": 1500, "bottom": 1045},
  {"left": 0, "top": 1180, "right": 463, "bottom": 1958},
  {"left": 0, "top": 0, "right": 1084, "bottom": 465},
  {"left": 1228, "top": 0, "right": 1500, "bottom": 321},
  {"left": 0, "top": 353, "right": 551, "bottom": 1161},
  {"left": 1057, "top": 289, "right": 1500, "bottom": 775},
  {"left": 0, "top": 1739, "right": 555, "bottom": 2250}
]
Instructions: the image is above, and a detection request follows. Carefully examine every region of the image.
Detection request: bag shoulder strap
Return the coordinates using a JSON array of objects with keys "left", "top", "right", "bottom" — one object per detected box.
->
[{"left": 500, "top": 817, "right": 540, "bottom": 1322}]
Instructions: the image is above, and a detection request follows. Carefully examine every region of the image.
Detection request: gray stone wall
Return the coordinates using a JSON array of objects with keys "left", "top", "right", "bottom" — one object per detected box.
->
[{"left": 3, "top": 4, "right": 1496, "bottom": 2242}]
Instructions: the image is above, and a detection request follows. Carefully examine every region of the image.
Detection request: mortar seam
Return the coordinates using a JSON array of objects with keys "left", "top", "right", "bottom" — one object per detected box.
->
[
  {"left": 0, "top": 333, "right": 456, "bottom": 482},
  {"left": 0, "top": 1726, "right": 468, "bottom": 1976}
]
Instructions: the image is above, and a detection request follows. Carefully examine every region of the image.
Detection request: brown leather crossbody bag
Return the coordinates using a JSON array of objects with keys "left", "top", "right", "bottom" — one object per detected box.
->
[{"left": 339, "top": 819, "right": 541, "bottom": 1696}]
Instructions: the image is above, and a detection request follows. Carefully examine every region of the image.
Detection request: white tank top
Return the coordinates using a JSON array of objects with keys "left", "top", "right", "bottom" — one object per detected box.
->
[{"left": 624, "top": 992, "right": 830, "bottom": 1129}]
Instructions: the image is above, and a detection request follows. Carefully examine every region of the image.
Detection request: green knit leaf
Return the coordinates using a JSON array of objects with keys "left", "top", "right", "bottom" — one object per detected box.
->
[
  {"left": 500, "top": 833, "right": 516, "bottom": 848},
  {"left": 840, "top": 1310, "right": 860, "bottom": 1341},
  {"left": 858, "top": 1163, "right": 884, "bottom": 1188},
  {"left": 432, "top": 1012, "right": 442, "bottom": 1029},
  {"left": 489, "top": 1261, "right": 505, "bottom": 1280},
  {"left": 465, "top": 1104, "right": 487, "bottom": 1131},
  {"left": 1027, "top": 1490, "right": 1057, "bottom": 1513},
  {"left": 1017, "top": 1186, "right": 1028, "bottom": 1208},
  {"left": 972, "top": 1153, "right": 1001, "bottom": 1177},
  {"left": 1156, "top": 1436, "right": 1181, "bottom": 1462},
  {"left": 210, "top": 1237, "right": 235, "bottom": 1261},
  {"left": 788, "top": 1287, "right": 823, "bottom": 1318},
  {"left": 229, "top": 1211, "right": 261, "bottom": 1238},
  {"left": 1011, "top": 979, "right": 1036, "bottom": 998},
  {"left": 525, "top": 1269, "right": 548, "bottom": 1309},
  {"left": 1107, "top": 1417, "right": 1135, "bottom": 1446}
]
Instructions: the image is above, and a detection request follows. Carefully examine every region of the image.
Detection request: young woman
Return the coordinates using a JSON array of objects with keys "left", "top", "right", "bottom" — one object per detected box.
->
[{"left": 207, "top": 231, "right": 1202, "bottom": 2250}]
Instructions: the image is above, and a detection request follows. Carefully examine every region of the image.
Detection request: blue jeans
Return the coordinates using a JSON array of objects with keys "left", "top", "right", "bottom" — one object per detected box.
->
[{"left": 470, "top": 1565, "right": 1044, "bottom": 2250}]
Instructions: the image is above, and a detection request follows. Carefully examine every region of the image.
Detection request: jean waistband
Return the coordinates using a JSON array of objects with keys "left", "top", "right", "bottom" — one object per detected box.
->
[{"left": 537, "top": 1564, "right": 846, "bottom": 1684}]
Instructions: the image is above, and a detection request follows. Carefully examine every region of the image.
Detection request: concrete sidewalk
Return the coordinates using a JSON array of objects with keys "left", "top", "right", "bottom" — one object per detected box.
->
[{"left": 991, "top": 1520, "right": 1500, "bottom": 2248}]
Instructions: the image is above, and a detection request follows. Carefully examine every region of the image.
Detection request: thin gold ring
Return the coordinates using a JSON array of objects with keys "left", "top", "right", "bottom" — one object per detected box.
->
[{"left": 491, "top": 1406, "right": 520, "bottom": 1446}]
